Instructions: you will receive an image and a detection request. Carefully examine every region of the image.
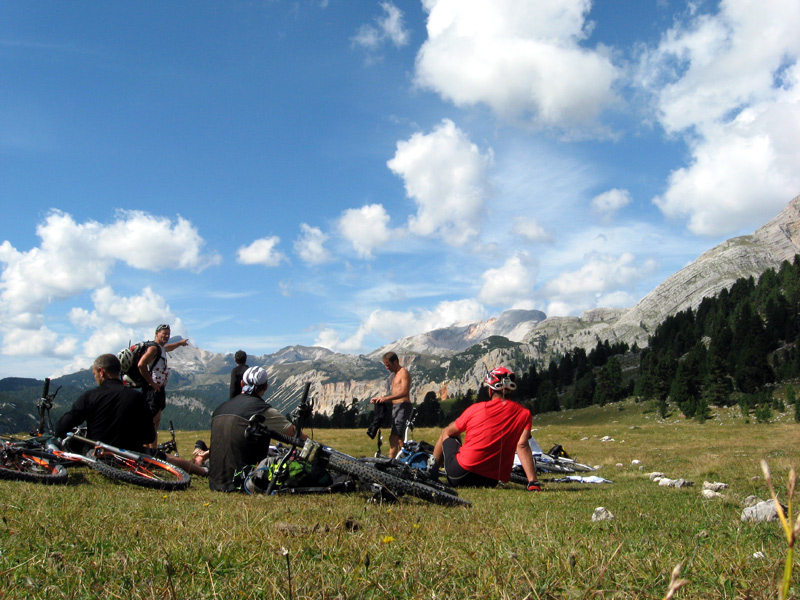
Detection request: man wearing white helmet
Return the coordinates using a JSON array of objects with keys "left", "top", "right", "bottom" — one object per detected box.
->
[
  {"left": 209, "top": 365, "right": 304, "bottom": 492},
  {"left": 429, "top": 366, "right": 540, "bottom": 491}
]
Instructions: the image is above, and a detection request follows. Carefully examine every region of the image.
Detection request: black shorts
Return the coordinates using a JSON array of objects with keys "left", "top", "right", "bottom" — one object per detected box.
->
[
  {"left": 441, "top": 437, "right": 498, "bottom": 488},
  {"left": 144, "top": 387, "right": 166, "bottom": 417},
  {"left": 391, "top": 402, "right": 412, "bottom": 437}
]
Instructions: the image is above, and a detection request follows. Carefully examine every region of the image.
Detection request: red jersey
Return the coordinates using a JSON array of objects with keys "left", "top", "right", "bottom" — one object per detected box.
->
[{"left": 454, "top": 397, "right": 532, "bottom": 482}]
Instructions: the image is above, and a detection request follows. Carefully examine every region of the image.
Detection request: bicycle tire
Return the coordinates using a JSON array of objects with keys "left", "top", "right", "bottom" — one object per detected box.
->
[
  {"left": 328, "top": 453, "right": 470, "bottom": 507},
  {"left": 536, "top": 461, "right": 577, "bottom": 475},
  {"left": 0, "top": 451, "right": 68, "bottom": 484},
  {"left": 90, "top": 448, "right": 191, "bottom": 490},
  {"left": 558, "top": 459, "right": 594, "bottom": 472},
  {"left": 508, "top": 469, "right": 528, "bottom": 486},
  {"left": 362, "top": 457, "right": 460, "bottom": 497}
]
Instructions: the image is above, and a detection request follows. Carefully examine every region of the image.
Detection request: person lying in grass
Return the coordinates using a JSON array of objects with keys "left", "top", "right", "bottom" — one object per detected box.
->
[{"left": 429, "top": 366, "right": 540, "bottom": 491}]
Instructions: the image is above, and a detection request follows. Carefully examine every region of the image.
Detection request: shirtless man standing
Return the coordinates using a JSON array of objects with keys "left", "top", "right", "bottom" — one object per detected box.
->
[{"left": 370, "top": 351, "right": 411, "bottom": 459}]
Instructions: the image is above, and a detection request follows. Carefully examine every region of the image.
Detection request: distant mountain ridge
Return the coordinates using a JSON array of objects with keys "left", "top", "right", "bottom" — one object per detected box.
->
[
  {"left": 2, "top": 193, "right": 799, "bottom": 433},
  {"left": 369, "top": 309, "right": 547, "bottom": 357}
]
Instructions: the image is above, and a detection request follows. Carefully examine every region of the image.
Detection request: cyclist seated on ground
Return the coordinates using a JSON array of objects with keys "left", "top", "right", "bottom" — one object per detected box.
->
[
  {"left": 192, "top": 440, "right": 210, "bottom": 468},
  {"left": 429, "top": 366, "right": 540, "bottom": 491},
  {"left": 209, "top": 366, "right": 307, "bottom": 492},
  {"left": 54, "top": 353, "right": 207, "bottom": 476}
]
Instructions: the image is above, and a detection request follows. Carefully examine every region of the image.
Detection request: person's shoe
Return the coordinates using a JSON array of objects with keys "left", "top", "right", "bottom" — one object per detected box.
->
[
  {"left": 527, "top": 481, "right": 542, "bottom": 492},
  {"left": 425, "top": 467, "right": 440, "bottom": 481},
  {"left": 366, "top": 425, "right": 378, "bottom": 439}
]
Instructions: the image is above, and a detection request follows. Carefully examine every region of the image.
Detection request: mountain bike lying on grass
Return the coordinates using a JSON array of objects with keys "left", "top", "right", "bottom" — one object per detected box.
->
[
  {"left": 369, "top": 407, "right": 433, "bottom": 469},
  {"left": 361, "top": 407, "right": 463, "bottom": 493},
  {"left": 0, "top": 379, "right": 191, "bottom": 490},
  {"left": 507, "top": 439, "right": 595, "bottom": 486},
  {"left": 243, "top": 387, "right": 470, "bottom": 507}
]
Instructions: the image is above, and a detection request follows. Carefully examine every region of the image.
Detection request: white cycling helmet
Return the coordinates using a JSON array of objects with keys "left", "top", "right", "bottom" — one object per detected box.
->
[
  {"left": 242, "top": 366, "right": 269, "bottom": 394},
  {"left": 118, "top": 347, "right": 135, "bottom": 374},
  {"left": 484, "top": 367, "right": 516, "bottom": 391}
]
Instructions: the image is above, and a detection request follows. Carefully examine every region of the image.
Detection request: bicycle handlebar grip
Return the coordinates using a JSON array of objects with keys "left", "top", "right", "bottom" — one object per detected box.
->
[{"left": 42, "top": 378, "right": 51, "bottom": 398}]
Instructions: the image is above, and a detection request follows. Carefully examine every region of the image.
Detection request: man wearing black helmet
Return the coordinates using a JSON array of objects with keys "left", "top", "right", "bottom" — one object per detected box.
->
[{"left": 429, "top": 366, "right": 540, "bottom": 491}]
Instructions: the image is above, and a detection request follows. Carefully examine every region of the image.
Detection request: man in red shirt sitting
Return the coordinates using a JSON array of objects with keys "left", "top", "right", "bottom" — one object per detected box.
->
[{"left": 430, "top": 366, "right": 540, "bottom": 491}]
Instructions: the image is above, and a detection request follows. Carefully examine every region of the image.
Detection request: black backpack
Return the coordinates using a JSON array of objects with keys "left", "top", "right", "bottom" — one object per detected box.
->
[{"left": 117, "top": 341, "right": 162, "bottom": 388}]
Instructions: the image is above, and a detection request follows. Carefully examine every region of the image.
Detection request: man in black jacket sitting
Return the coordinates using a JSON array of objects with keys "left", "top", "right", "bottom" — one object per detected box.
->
[
  {"left": 209, "top": 366, "right": 306, "bottom": 491},
  {"left": 55, "top": 353, "right": 206, "bottom": 477}
]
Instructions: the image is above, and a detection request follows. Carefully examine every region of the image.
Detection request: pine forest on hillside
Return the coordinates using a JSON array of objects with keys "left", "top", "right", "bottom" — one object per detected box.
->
[{"left": 515, "top": 256, "right": 800, "bottom": 425}]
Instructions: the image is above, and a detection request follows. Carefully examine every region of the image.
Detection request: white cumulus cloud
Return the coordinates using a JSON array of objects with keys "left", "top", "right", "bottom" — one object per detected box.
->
[
  {"left": 100, "top": 210, "right": 221, "bottom": 272},
  {"left": 388, "top": 119, "right": 492, "bottom": 246},
  {"left": 538, "top": 252, "right": 655, "bottom": 314},
  {"left": 353, "top": 2, "right": 410, "bottom": 51},
  {"left": 0, "top": 210, "right": 217, "bottom": 329},
  {"left": 591, "top": 188, "right": 632, "bottom": 218},
  {"left": 338, "top": 204, "right": 395, "bottom": 259},
  {"left": 477, "top": 251, "right": 536, "bottom": 306},
  {"left": 512, "top": 216, "right": 553, "bottom": 243},
  {"left": 237, "top": 236, "right": 287, "bottom": 267},
  {"left": 640, "top": 0, "right": 800, "bottom": 235},
  {"left": 294, "top": 224, "right": 332, "bottom": 265},
  {"left": 415, "top": 0, "right": 621, "bottom": 131}
]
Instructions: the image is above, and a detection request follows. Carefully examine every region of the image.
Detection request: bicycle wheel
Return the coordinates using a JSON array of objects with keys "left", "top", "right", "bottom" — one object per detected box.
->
[
  {"left": 562, "top": 460, "right": 595, "bottom": 473},
  {"left": 535, "top": 456, "right": 577, "bottom": 475},
  {"left": 364, "top": 458, "right": 460, "bottom": 497},
  {"left": 328, "top": 453, "right": 470, "bottom": 507},
  {"left": 90, "top": 448, "right": 191, "bottom": 490},
  {"left": 0, "top": 450, "right": 68, "bottom": 484},
  {"left": 508, "top": 468, "right": 528, "bottom": 486}
]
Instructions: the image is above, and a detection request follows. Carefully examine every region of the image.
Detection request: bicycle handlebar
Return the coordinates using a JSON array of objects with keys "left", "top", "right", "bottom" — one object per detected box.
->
[{"left": 245, "top": 414, "right": 326, "bottom": 463}]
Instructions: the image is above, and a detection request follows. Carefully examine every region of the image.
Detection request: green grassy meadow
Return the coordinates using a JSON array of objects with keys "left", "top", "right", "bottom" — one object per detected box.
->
[{"left": 1, "top": 400, "right": 798, "bottom": 599}]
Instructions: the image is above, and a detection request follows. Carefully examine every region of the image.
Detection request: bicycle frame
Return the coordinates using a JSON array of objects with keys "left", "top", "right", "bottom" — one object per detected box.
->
[{"left": 372, "top": 407, "right": 432, "bottom": 467}]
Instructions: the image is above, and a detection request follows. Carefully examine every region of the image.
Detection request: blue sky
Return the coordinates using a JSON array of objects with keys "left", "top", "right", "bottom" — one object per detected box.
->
[{"left": 2, "top": 0, "right": 799, "bottom": 378}]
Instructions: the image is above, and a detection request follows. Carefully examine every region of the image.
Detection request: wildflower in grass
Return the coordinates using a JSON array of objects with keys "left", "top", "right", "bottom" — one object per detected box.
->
[
  {"left": 382, "top": 535, "right": 394, "bottom": 544},
  {"left": 413, "top": 523, "right": 420, "bottom": 529},
  {"left": 162, "top": 495, "right": 168, "bottom": 499},
  {"left": 203, "top": 502, "right": 210, "bottom": 507}
]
